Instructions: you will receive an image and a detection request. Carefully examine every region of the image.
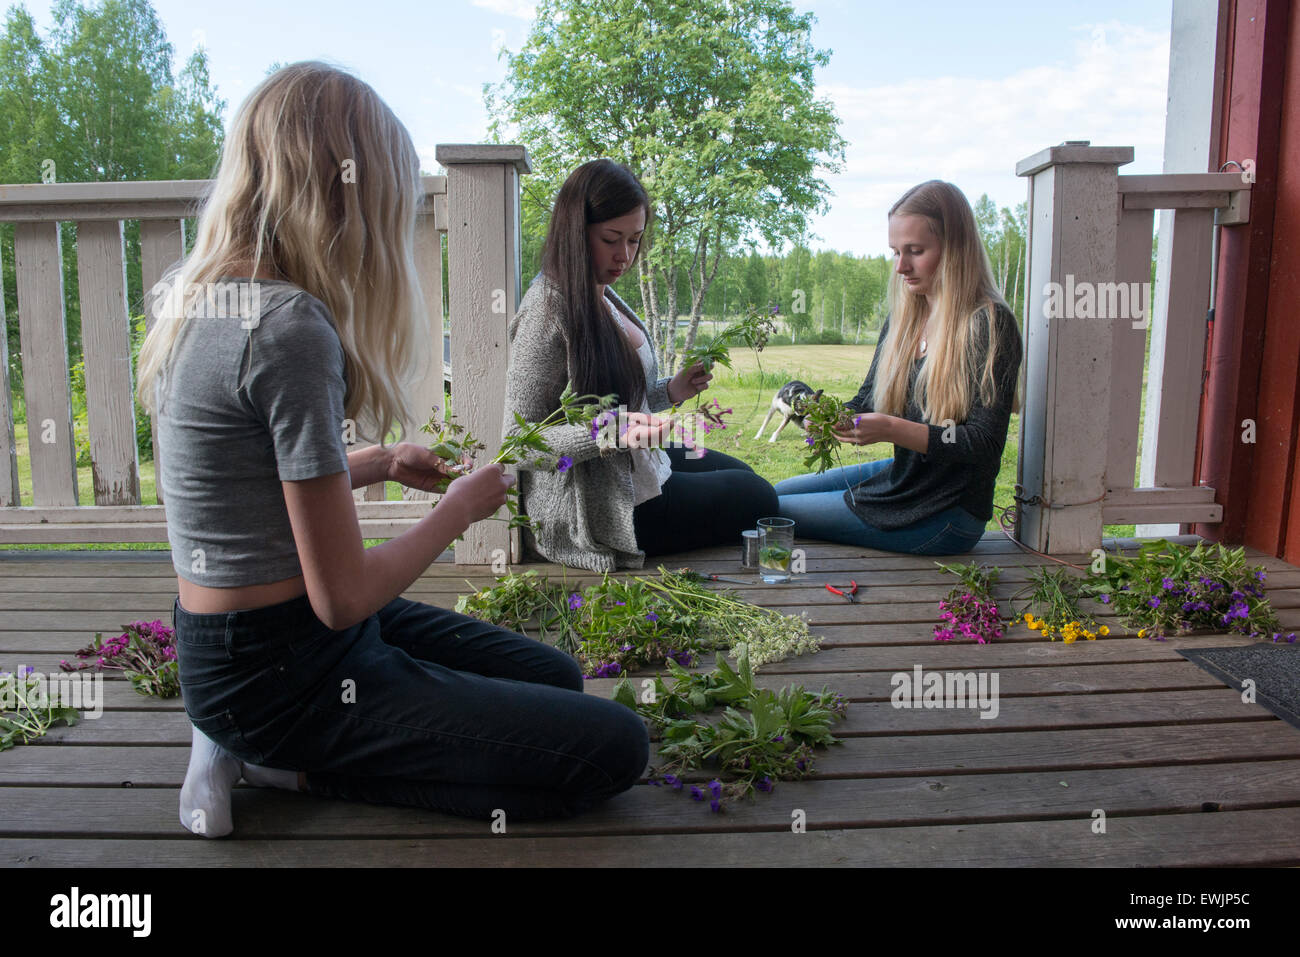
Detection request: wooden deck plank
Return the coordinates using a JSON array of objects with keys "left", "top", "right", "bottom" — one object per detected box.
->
[
  {"left": 0, "top": 635, "right": 1269, "bottom": 679},
  {"left": 7, "top": 759, "right": 1300, "bottom": 838},
  {"left": 18, "top": 688, "right": 1275, "bottom": 746},
  {"left": 7, "top": 722, "right": 1300, "bottom": 788},
  {"left": 5, "top": 584, "right": 1300, "bottom": 614},
  {"left": 0, "top": 661, "right": 1239, "bottom": 718},
  {"left": 7, "top": 805, "right": 1300, "bottom": 866},
  {"left": 6, "top": 565, "right": 1299, "bottom": 592}
]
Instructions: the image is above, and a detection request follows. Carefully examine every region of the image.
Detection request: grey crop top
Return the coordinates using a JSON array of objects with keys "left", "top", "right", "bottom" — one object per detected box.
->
[{"left": 156, "top": 279, "right": 351, "bottom": 586}]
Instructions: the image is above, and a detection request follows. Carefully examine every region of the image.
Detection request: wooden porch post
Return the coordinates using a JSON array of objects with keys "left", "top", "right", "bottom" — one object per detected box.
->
[
  {"left": 436, "top": 144, "right": 531, "bottom": 565},
  {"left": 1015, "top": 143, "right": 1134, "bottom": 554}
]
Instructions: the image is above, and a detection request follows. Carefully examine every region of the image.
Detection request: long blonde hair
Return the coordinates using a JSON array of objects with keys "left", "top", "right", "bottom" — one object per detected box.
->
[
  {"left": 873, "top": 180, "right": 1020, "bottom": 423},
  {"left": 136, "top": 61, "right": 430, "bottom": 445}
]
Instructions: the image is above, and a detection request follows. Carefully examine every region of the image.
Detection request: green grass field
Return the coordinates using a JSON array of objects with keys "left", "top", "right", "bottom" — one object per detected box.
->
[
  {"left": 694, "top": 344, "right": 1023, "bottom": 527},
  {"left": 4, "top": 343, "right": 1134, "bottom": 551}
]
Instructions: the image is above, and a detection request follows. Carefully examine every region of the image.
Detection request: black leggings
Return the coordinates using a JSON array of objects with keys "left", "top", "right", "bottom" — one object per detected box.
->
[{"left": 633, "top": 446, "right": 779, "bottom": 556}]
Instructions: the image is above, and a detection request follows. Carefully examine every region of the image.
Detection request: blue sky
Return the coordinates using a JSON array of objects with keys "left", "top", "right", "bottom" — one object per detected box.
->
[{"left": 20, "top": 0, "right": 1175, "bottom": 256}]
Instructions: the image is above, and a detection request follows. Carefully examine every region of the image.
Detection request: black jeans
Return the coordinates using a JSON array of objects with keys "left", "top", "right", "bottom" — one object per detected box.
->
[
  {"left": 633, "top": 446, "right": 779, "bottom": 556},
  {"left": 173, "top": 594, "right": 649, "bottom": 821}
]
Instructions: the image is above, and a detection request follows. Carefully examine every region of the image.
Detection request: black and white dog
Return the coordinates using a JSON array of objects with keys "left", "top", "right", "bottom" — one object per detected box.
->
[{"left": 754, "top": 380, "right": 819, "bottom": 442}]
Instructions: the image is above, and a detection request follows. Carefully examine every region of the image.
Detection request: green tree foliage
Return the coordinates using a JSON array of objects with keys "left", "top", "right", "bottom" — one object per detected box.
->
[
  {"left": 973, "top": 192, "right": 1028, "bottom": 319},
  {"left": 1, "top": 0, "right": 225, "bottom": 404},
  {"left": 488, "top": 0, "right": 845, "bottom": 374}
]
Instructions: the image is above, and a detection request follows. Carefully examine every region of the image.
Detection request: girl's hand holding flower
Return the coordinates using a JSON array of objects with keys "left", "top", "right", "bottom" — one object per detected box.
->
[
  {"left": 831, "top": 412, "right": 892, "bottom": 446},
  {"left": 386, "top": 441, "right": 465, "bottom": 492},
  {"left": 668, "top": 360, "right": 712, "bottom": 404},
  {"left": 623, "top": 411, "right": 671, "bottom": 449}
]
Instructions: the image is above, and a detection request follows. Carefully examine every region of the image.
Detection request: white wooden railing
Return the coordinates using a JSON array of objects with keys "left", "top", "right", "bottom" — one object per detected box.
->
[
  {"left": 1015, "top": 142, "right": 1251, "bottom": 554},
  {"left": 0, "top": 144, "right": 530, "bottom": 564}
]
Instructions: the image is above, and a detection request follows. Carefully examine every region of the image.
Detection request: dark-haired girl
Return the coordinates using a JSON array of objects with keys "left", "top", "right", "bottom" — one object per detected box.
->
[{"left": 504, "top": 159, "right": 777, "bottom": 571}]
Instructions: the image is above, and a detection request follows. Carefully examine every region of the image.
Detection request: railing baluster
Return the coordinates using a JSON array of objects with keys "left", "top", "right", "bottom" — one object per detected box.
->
[
  {"left": 76, "top": 219, "right": 141, "bottom": 506},
  {"left": 1140, "top": 206, "right": 1215, "bottom": 489},
  {"left": 14, "top": 220, "right": 77, "bottom": 507},
  {"left": 1106, "top": 205, "right": 1155, "bottom": 492},
  {"left": 0, "top": 252, "right": 18, "bottom": 506},
  {"left": 139, "top": 218, "right": 186, "bottom": 506}
]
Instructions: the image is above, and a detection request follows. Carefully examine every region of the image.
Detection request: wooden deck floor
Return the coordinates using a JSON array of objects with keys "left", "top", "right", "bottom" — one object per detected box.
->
[{"left": 4, "top": 533, "right": 1300, "bottom": 867}]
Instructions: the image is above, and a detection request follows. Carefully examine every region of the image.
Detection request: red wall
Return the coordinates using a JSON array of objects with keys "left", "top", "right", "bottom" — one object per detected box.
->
[{"left": 1195, "top": 0, "right": 1299, "bottom": 560}]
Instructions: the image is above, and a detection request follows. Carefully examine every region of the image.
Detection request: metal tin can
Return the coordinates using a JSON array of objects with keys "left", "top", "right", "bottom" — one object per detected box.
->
[{"left": 741, "top": 529, "right": 761, "bottom": 569}]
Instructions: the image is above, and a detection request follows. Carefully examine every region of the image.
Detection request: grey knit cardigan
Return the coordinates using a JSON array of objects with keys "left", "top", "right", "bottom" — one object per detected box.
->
[{"left": 502, "top": 274, "right": 673, "bottom": 572}]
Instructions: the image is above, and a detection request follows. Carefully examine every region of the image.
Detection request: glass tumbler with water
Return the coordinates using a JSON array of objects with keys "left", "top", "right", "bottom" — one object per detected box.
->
[{"left": 757, "top": 517, "right": 795, "bottom": 584}]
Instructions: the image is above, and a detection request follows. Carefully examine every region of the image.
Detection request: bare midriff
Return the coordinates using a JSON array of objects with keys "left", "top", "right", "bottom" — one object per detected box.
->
[{"left": 176, "top": 573, "right": 309, "bottom": 615}]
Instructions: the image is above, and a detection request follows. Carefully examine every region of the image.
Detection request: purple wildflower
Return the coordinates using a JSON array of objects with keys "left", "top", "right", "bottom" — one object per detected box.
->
[
  {"left": 710, "top": 798, "right": 721, "bottom": 813},
  {"left": 756, "top": 776, "right": 774, "bottom": 793},
  {"left": 708, "top": 779, "right": 723, "bottom": 798},
  {"left": 690, "top": 785, "right": 705, "bottom": 802},
  {"left": 568, "top": 592, "right": 583, "bottom": 611},
  {"left": 805, "top": 435, "right": 815, "bottom": 446},
  {"left": 663, "top": 774, "right": 683, "bottom": 790},
  {"left": 556, "top": 455, "right": 573, "bottom": 473},
  {"left": 1099, "top": 593, "right": 1110, "bottom": 604},
  {"left": 1148, "top": 597, "right": 1161, "bottom": 609},
  {"left": 645, "top": 612, "right": 659, "bottom": 623}
]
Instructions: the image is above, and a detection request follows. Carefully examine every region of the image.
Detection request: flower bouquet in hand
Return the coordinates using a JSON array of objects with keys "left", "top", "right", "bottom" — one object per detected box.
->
[
  {"left": 799, "top": 391, "right": 852, "bottom": 473},
  {"left": 680, "top": 306, "right": 779, "bottom": 373},
  {"left": 421, "top": 386, "right": 619, "bottom": 531}
]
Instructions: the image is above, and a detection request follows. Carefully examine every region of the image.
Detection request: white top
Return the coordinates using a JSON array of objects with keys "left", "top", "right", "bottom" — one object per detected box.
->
[{"left": 608, "top": 298, "right": 672, "bottom": 506}]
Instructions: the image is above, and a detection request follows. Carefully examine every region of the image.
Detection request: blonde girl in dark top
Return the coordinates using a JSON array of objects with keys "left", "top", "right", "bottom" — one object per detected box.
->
[
  {"left": 776, "top": 180, "right": 1023, "bottom": 554},
  {"left": 136, "top": 62, "right": 647, "bottom": 837}
]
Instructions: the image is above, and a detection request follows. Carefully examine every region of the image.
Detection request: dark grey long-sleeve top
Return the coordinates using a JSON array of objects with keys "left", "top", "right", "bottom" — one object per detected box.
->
[{"left": 841, "top": 304, "right": 1022, "bottom": 530}]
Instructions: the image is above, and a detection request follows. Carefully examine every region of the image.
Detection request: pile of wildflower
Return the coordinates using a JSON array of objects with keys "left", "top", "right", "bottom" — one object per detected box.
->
[
  {"left": 1, "top": 665, "right": 80, "bottom": 750},
  {"left": 456, "top": 567, "right": 819, "bottom": 677},
  {"left": 1016, "top": 567, "right": 1107, "bottom": 643},
  {"left": 613, "top": 644, "right": 848, "bottom": 812},
  {"left": 933, "top": 562, "right": 1005, "bottom": 643},
  {"left": 1084, "top": 539, "right": 1293, "bottom": 642},
  {"left": 60, "top": 619, "right": 180, "bottom": 697}
]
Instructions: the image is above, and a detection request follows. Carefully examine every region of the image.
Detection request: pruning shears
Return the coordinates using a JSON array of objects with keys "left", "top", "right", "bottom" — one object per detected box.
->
[{"left": 826, "top": 581, "right": 860, "bottom": 603}]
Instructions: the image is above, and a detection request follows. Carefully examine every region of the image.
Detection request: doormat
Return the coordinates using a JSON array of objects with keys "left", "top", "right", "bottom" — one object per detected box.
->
[{"left": 1178, "top": 643, "right": 1300, "bottom": 731}]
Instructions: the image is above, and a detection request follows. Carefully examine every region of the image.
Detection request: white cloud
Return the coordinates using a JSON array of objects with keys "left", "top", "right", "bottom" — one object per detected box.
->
[
  {"left": 809, "top": 21, "right": 1170, "bottom": 255},
  {"left": 473, "top": 0, "right": 536, "bottom": 20}
]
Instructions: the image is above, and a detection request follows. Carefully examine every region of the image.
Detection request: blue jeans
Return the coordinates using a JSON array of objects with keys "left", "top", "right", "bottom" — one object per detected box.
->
[
  {"left": 774, "top": 460, "right": 988, "bottom": 554},
  {"left": 173, "top": 593, "right": 649, "bottom": 821}
]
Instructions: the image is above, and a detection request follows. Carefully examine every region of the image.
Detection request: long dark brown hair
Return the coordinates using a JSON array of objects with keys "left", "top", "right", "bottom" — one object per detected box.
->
[{"left": 541, "top": 159, "right": 651, "bottom": 409}]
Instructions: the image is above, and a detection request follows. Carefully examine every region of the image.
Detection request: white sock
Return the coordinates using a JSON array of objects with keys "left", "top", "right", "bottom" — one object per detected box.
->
[
  {"left": 179, "top": 725, "right": 241, "bottom": 838},
  {"left": 240, "top": 762, "right": 300, "bottom": 791}
]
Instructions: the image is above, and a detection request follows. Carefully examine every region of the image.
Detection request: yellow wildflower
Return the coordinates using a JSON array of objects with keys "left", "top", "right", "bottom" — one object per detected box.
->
[{"left": 1099, "top": 625, "right": 1110, "bottom": 636}]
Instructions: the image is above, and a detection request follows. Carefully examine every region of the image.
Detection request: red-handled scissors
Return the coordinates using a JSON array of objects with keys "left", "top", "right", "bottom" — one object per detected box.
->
[{"left": 826, "top": 581, "right": 860, "bottom": 603}]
